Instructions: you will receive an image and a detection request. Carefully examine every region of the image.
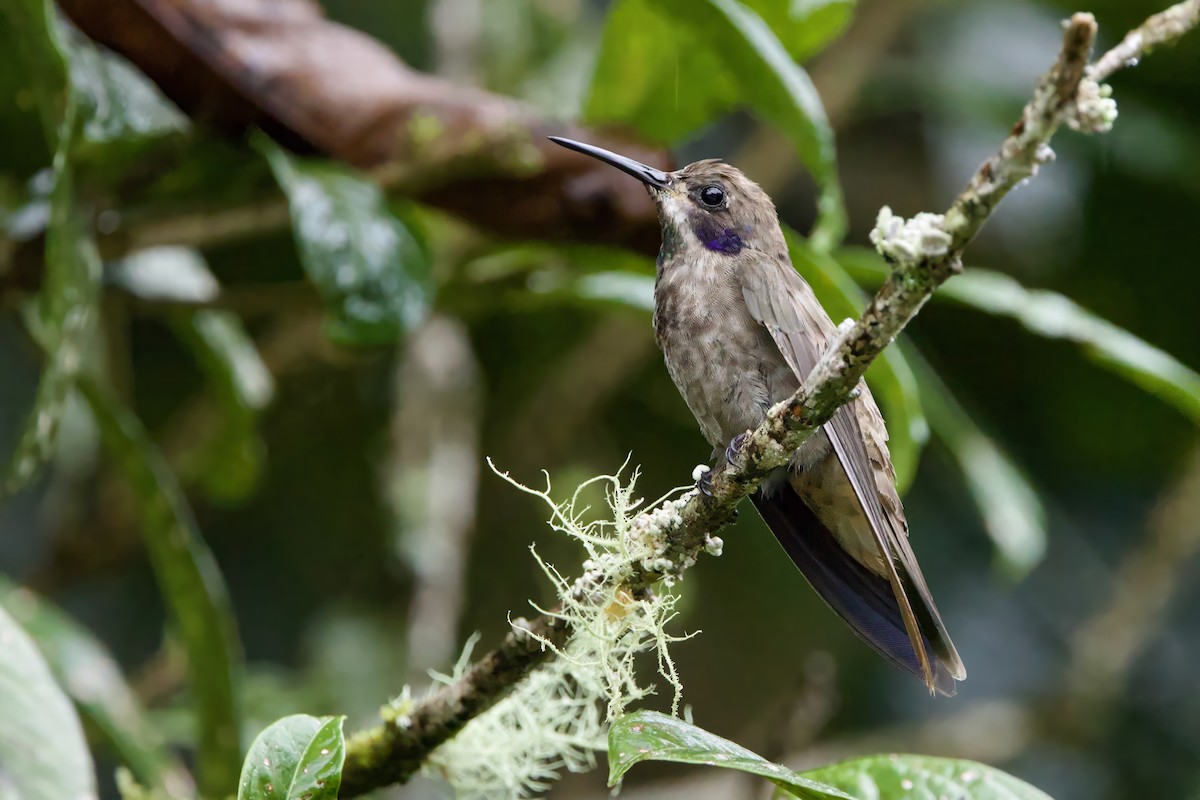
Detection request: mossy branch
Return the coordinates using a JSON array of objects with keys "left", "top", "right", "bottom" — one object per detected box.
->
[{"left": 338, "top": 5, "right": 1200, "bottom": 796}]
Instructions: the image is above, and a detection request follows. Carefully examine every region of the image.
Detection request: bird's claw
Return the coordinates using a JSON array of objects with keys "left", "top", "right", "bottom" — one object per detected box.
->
[
  {"left": 724, "top": 432, "right": 748, "bottom": 465},
  {"left": 692, "top": 464, "right": 714, "bottom": 497}
]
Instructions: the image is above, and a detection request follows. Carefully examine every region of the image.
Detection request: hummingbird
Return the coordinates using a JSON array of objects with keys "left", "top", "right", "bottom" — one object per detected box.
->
[{"left": 550, "top": 136, "right": 965, "bottom": 695}]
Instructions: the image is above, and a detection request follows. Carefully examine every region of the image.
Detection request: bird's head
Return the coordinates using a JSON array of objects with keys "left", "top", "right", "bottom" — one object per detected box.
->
[{"left": 550, "top": 137, "right": 785, "bottom": 263}]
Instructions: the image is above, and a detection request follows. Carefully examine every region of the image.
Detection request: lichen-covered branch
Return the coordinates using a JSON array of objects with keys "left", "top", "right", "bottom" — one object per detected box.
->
[
  {"left": 1091, "top": 0, "right": 1200, "bottom": 81},
  {"left": 337, "top": 7, "right": 1200, "bottom": 796},
  {"left": 338, "top": 613, "right": 570, "bottom": 795}
]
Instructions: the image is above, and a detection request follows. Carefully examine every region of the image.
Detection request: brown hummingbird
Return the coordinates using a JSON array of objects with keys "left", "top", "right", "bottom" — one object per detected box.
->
[{"left": 550, "top": 136, "right": 965, "bottom": 695}]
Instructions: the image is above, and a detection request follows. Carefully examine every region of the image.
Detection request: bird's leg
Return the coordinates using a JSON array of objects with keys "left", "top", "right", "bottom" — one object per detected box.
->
[{"left": 693, "top": 432, "right": 750, "bottom": 498}]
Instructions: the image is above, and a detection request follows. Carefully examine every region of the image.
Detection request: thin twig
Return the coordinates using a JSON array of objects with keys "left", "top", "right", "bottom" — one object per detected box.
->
[
  {"left": 1091, "top": 0, "right": 1200, "bottom": 81},
  {"left": 333, "top": 8, "right": 1200, "bottom": 794}
]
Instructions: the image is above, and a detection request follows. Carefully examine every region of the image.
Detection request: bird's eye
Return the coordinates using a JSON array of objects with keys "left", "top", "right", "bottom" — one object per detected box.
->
[{"left": 699, "top": 185, "right": 725, "bottom": 208}]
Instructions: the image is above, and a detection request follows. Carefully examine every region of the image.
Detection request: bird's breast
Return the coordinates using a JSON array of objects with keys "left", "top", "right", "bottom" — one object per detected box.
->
[{"left": 654, "top": 263, "right": 797, "bottom": 448}]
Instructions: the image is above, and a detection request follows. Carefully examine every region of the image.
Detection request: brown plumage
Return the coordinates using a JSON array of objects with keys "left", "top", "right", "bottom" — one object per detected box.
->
[{"left": 549, "top": 137, "right": 965, "bottom": 695}]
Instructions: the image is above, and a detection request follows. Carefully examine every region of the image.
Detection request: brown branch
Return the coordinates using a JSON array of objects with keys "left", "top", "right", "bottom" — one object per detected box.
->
[
  {"left": 338, "top": 614, "right": 570, "bottom": 795},
  {"left": 53, "top": 0, "right": 669, "bottom": 256}
]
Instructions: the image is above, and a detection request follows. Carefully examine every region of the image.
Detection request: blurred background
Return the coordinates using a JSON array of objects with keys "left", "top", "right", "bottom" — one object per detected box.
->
[{"left": 1, "top": 0, "right": 1199, "bottom": 798}]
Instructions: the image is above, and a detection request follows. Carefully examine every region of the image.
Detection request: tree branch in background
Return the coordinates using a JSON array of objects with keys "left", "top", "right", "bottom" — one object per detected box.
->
[
  {"left": 1063, "top": 444, "right": 1200, "bottom": 728},
  {"left": 53, "top": 0, "right": 669, "bottom": 256},
  {"left": 1090, "top": 0, "right": 1200, "bottom": 80},
  {"left": 337, "top": 9, "right": 1200, "bottom": 794}
]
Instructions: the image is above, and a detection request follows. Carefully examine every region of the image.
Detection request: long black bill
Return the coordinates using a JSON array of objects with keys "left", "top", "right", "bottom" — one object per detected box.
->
[{"left": 548, "top": 136, "right": 670, "bottom": 188}]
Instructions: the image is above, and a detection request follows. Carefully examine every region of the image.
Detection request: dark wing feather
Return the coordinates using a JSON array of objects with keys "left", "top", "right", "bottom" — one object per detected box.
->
[
  {"left": 750, "top": 487, "right": 958, "bottom": 695},
  {"left": 741, "top": 260, "right": 964, "bottom": 691}
]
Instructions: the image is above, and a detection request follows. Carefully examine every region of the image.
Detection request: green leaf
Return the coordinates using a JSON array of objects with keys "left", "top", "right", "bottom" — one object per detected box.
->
[
  {"left": 586, "top": 0, "right": 847, "bottom": 247},
  {"left": 786, "top": 232, "right": 928, "bottom": 492},
  {"left": 62, "top": 25, "right": 187, "bottom": 151},
  {"left": 4, "top": 101, "right": 101, "bottom": 495},
  {"left": 79, "top": 378, "right": 243, "bottom": 798},
  {"left": 586, "top": 0, "right": 852, "bottom": 146},
  {"left": 109, "top": 247, "right": 221, "bottom": 304},
  {"left": 657, "top": 0, "right": 845, "bottom": 249},
  {"left": 610, "top": 714, "right": 1054, "bottom": 800},
  {"left": 569, "top": 270, "right": 656, "bottom": 310},
  {"left": 0, "top": 601, "right": 96, "bottom": 800},
  {"left": 237, "top": 715, "right": 345, "bottom": 800},
  {"left": 742, "top": 0, "right": 855, "bottom": 63},
  {"left": 3, "top": 0, "right": 70, "bottom": 143},
  {"left": 803, "top": 753, "right": 1054, "bottom": 800},
  {"left": 585, "top": 0, "right": 738, "bottom": 143},
  {"left": 915, "top": 360, "right": 1046, "bottom": 576},
  {"left": 258, "top": 135, "right": 433, "bottom": 346},
  {"left": 608, "top": 711, "right": 854, "bottom": 799},
  {"left": 944, "top": 271, "right": 1200, "bottom": 423},
  {"left": 173, "top": 301, "right": 274, "bottom": 502},
  {"left": 184, "top": 311, "right": 274, "bottom": 413},
  {"left": 4, "top": 0, "right": 184, "bottom": 149},
  {"left": 839, "top": 248, "right": 1200, "bottom": 423},
  {"left": 0, "top": 582, "right": 192, "bottom": 796}
]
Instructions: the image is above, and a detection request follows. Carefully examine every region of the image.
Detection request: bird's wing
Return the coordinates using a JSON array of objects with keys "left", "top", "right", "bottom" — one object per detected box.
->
[{"left": 741, "top": 261, "right": 964, "bottom": 690}]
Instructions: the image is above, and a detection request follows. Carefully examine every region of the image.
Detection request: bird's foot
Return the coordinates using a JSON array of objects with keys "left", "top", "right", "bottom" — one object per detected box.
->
[
  {"left": 692, "top": 464, "right": 713, "bottom": 497},
  {"left": 724, "top": 432, "right": 749, "bottom": 465}
]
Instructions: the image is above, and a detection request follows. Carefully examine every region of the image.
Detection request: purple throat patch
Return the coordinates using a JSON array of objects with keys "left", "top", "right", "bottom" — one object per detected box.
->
[{"left": 705, "top": 229, "right": 744, "bottom": 254}]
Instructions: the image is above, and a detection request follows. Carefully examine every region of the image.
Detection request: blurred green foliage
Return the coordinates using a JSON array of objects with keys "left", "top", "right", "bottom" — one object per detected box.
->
[{"left": 2, "top": 0, "right": 1199, "bottom": 798}]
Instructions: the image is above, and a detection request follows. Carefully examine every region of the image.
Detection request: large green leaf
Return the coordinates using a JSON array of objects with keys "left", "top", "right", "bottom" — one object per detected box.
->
[
  {"left": 0, "top": 601, "right": 96, "bottom": 800},
  {"left": 80, "top": 379, "right": 243, "bottom": 798},
  {"left": 585, "top": 0, "right": 738, "bottom": 144},
  {"left": 0, "top": 582, "right": 192, "bottom": 796},
  {"left": 586, "top": 0, "right": 852, "bottom": 146},
  {"left": 742, "top": 0, "right": 855, "bottom": 63},
  {"left": 657, "top": 0, "right": 845, "bottom": 249},
  {"left": 586, "top": 0, "right": 847, "bottom": 248},
  {"left": 237, "top": 715, "right": 345, "bottom": 800},
  {"left": 4, "top": 102, "right": 101, "bottom": 495},
  {"left": 839, "top": 248, "right": 1200, "bottom": 423},
  {"left": 609, "top": 711, "right": 853, "bottom": 799},
  {"left": 259, "top": 136, "right": 432, "bottom": 346},
  {"left": 802, "top": 753, "right": 1054, "bottom": 800}
]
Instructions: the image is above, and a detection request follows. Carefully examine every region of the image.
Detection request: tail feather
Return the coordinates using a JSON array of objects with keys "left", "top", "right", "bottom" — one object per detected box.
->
[{"left": 751, "top": 485, "right": 960, "bottom": 696}]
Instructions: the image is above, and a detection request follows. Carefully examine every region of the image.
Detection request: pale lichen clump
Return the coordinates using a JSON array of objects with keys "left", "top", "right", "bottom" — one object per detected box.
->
[
  {"left": 869, "top": 207, "right": 952, "bottom": 264},
  {"left": 423, "top": 462, "right": 701, "bottom": 798},
  {"left": 1068, "top": 78, "right": 1118, "bottom": 133}
]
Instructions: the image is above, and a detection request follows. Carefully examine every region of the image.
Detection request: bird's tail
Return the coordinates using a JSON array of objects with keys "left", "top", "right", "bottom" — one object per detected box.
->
[{"left": 751, "top": 484, "right": 961, "bottom": 696}]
